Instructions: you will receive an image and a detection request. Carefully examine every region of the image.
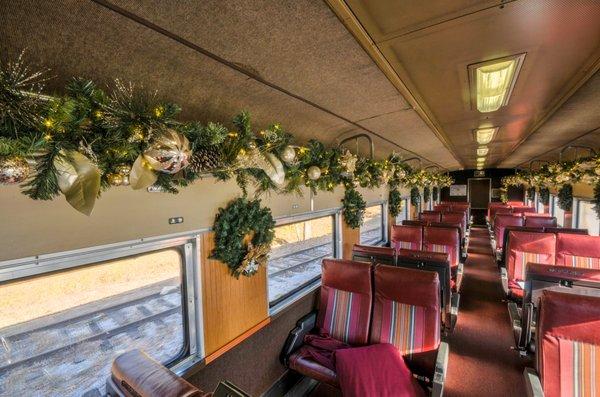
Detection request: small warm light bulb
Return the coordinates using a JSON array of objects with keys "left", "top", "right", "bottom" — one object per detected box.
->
[
  {"left": 153, "top": 105, "right": 165, "bottom": 118},
  {"left": 43, "top": 118, "right": 54, "bottom": 128},
  {"left": 238, "top": 148, "right": 246, "bottom": 156},
  {"left": 228, "top": 132, "right": 238, "bottom": 138}
]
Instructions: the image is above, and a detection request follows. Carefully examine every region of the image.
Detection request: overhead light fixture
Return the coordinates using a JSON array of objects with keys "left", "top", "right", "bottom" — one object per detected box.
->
[
  {"left": 477, "top": 147, "right": 489, "bottom": 156},
  {"left": 474, "top": 127, "right": 498, "bottom": 145},
  {"left": 468, "top": 53, "right": 526, "bottom": 113},
  {"left": 477, "top": 165, "right": 484, "bottom": 170},
  {"left": 477, "top": 157, "right": 486, "bottom": 163}
]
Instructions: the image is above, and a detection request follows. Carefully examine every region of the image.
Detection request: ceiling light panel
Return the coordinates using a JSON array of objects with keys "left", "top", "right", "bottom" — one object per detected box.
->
[
  {"left": 477, "top": 147, "right": 489, "bottom": 156},
  {"left": 475, "top": 127, "right": 498, "bottom": 145},
  {"left": 469, "top": 54, "right": 526, "bottom": 113}
]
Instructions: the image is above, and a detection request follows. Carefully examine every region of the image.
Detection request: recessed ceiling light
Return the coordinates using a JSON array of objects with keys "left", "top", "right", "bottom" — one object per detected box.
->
[
  {"left": 468, "top": 54, "right": 526, "bottom": 113},
  {"left": 477, "top": 165, "right": 484, "bottom": 170},
  {"left": 477, "top": 157, "right": 486, "bottom": 163},
  {"left": 474, "top": 127, "right": 498, "bottom": 145},
  {"left": 477, "top": 147, "right": 489, "bottom": 156}
]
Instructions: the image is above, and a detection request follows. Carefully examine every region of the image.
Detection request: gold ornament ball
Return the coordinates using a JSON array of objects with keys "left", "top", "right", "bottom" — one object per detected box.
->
[
  {"left": 0, "top": 156, "right": 30, "bottom": 185},
  {"left": 107, "top": 173, "right": 125, "bottom": 186},
  {"left": 307, "top": 165, "right": 322, "bottom": 181},
  {"left": 115, "top": 164, "right": 131, "bottom": 176},
  {"left": 280, "top": 145, "right": 296, "bottom": 164}
]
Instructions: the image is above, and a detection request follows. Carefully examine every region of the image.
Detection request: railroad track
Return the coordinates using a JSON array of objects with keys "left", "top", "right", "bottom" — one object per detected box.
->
[{"left": 0, "top": 289, "right": 181, "bottom": 373}]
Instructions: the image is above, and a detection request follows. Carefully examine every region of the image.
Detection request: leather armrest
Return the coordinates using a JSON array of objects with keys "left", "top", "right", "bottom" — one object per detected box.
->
[
  {"left": 523, "top": 368, "right": 544, "bottom": 397},
  {"left": 432, "top": 342, "right": 449, "bottom": 397},
  {"left": 279, "top": 310, "right": 317, "bottom": 366}
]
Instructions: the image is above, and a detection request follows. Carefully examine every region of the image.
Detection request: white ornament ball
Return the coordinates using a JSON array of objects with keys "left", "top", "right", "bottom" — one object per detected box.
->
[
  {"left": 307, "top": 166, "right": 322, "bottom": 181},
  {"left": 280, "top": 146, "right": 296, "bottom": 164}
]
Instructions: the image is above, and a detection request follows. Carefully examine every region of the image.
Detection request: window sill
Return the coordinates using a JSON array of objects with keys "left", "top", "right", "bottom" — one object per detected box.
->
[{"left": 269, "top": 279, "right": 321, "bottom": 317}]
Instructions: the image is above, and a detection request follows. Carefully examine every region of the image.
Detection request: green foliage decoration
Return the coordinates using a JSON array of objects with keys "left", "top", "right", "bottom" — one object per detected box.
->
[
  {"left": 527, "top": 186, "right": 536, "bottom": 201},
  {"left": 423, "top": 186, "right": 430, "bottom": 203},
  {"left": 557, "top": 184, "right": 573, "bottom": 212},
  {"left": 388, "top": 188, "right": 403, "bottom": 218},
  {"left": 410, "top": 187, "right": 421, "bottom": 207},
  {"left": 211, "top": 197, "right": 275, "bottom": 278},
  {"left": 593, "top": 181, "right": 600, "bottom": 219},
  {"left": 539, "top": 187, "right": 550, "bottom": 206},
  {"left": 432, "top": 186, "right": 439, "bottom": 202},
  {"left": 342, "top": 188, "right": 366, "bottom": 229}
]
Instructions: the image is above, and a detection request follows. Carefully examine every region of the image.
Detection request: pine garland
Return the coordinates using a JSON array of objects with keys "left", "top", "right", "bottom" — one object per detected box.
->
[
  {"left": 388, "top": 188, "right": 403, "bottom": 218},
  {"left": 342, "top": 188, "right": 366, "bottom": 229},
  {"left": 557, "top": 184, "right": 573, "bottom": 211},
  {"left": 423, "top": 186, "right": 430, "bottom": 203},
  {"left": 211, "top": 197, "right": 275, "bottom": 278},
  {"left": 432, "top": 186, "right": 439, "bottom": 202},
  {"left": 527, "top": 186, "right": 535, "bottom": 201},
  {"left": 539, "top": 187, "right": 550, "bottom": 206},
  {"left": 594, "top": 181, "right": 600, "bottom": 219},
  {"left": 410, "top": 187, "right": 421, "bottom": 207}
]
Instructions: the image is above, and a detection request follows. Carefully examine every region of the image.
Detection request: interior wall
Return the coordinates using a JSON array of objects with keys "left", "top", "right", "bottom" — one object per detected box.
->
[{"left": 440, "top": 168, "right": 522, "bottom": 203}]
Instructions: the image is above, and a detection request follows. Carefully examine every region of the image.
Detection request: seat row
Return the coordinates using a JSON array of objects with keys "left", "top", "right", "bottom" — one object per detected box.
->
[
  {"left": 500, "top": 230, "right": 600, "bottom": 300},
  {"left": 420, "top": 211, "right": 469, "bottom": 238},
  {"left": 487, "top": 202, "right": 536, "bottom": 225},
  {"left": 280, "top": 259, "right": 448, "bottom": 396},
  {"left": 491, "top": 213, "right": 558, "bottom": 260}
]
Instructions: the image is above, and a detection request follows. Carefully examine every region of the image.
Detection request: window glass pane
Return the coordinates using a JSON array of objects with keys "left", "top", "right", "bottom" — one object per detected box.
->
[
  {"left": 0, "top": 248, "right": 186, "bottom": 397},
  {"left": 578, "top": 201, "right": 600, "bottom": 236},
  {"left": 553, "top": 196, "right": 565, "bottom": 227},
  {"left": 268, "top": 216, "right": 334, "bottom": 304},
  {"left": 361, "top": 205, "right": 383, "bottom": 245},
  {"left": 395, "top": 198, "right": 408, "bottom": 224}
]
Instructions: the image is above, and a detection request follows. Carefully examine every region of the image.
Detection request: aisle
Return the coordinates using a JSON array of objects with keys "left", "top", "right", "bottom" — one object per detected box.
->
[{"left": 444, "top": 227, "right": 531, "bottom": 396}]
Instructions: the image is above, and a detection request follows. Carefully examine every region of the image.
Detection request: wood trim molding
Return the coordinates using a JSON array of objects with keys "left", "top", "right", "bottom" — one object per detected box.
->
[{"left": 341, "top": 219, "right": 360, "bottom": 259}]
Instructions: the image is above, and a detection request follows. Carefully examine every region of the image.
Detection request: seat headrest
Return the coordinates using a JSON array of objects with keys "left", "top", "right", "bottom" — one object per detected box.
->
[
  {"left": 322, "top": 259, "right": 372, "bottom": 295},
  {"left": 495, "top": 215, "right": 524, "bottom": 227},
  {"left": 391, "top": 224, "right": 422, "bottom": 239},
  {"left": 556, "top": 233, "right": 600, "bottom": 258},
  {"left": 374, "top": 265, "right": 439, "bottom": 309},
  {"left": 524, "top": 216, "right": 557, "bottom": 228},
  {"left": 423, "top": 226, "right": 459, "bottom": 243},
  {"left": 352, "top": 244, "right": 395, "bottom": 257},
  {"left": 508, "top": 231, "right": 556, "bottom": 251},
  {"left": 111, "top": 350, "right": 208, "bottom": 397},
  {"left": 397, "top": 249, "right": 449, "bottom": 264},
  {"left": 526, "top": 263, "right": 600, "bottom": 284},
  {"left": 544, "top": 227, "right": 588, "bottom": 235}
]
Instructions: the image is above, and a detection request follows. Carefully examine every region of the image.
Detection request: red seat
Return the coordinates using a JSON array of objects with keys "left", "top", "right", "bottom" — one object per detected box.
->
[
  {"left": 524, "top": 215, "right": 557, "bottom": 228},
  {"left": 391, "top": 225, "right": 422, "bottom": 251},
  {"left": 370, "top": 265, "right": 441, "bottom": 379},
  {"left": 434, "top": 204, "right": 452, "bottom": 213},
  {"left": 352, "top": 244, "right": 395, "bottom": 266},
  {"left": 505, "top": 231, "right": 556, "bottom": 299},
  {"left": 423, "top": 226, "right": 462, "bottom": 291},
  {"left": 489, "top": 206, "right": 512, "bottom": 226},
  {"left": 442, "top": 212, "right": 466, "bottom": 238},
  {"left": 288, "top": 259, "right": 372, "bottom": 386},
  {"left": 533, "top": 291, "right": 600, "bottom": 396},
  {"left": 494, "top": 214, "right": 524, "bottom": 252},
  {"left": 523, "top": 212, "right": 550, "bottom": 217},
  {"left": 544, "top": 227, "right": 588, "bottom": 235},
  {"left": 420, "top": 211, "right": 442, "bottom": 223},
  {"left": 511, "top": 206, "right": 536, "bottom": 215},
  {"left": 556, "top": 233, "right": 600, "bottom": 269}
]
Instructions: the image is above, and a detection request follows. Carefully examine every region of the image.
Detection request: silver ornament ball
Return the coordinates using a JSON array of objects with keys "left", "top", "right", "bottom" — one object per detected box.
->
[
  {"left": 307, "top": 165, "right": 322, "bottom": 181},
  {"left": 0, "top": 156, "right": 30, "bottom": 185},
  {"left": 280, "top": 145, "right": 296, "bottom": 164}
]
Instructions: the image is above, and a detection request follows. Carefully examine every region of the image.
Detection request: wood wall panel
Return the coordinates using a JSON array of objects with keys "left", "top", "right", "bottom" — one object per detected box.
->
[
  {"left": 342, "top": 219, "right": 360, "bottom": 259},
  {"left": 201, "top": 233, "right": 269, "bottom": 356}
]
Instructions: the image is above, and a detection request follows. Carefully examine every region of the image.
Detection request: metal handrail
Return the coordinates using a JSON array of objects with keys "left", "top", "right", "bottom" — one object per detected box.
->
[
  {"left": 558, "top": 145, "right": 597, "bottom": 162},
  {"left": 403, "top": 156, "right": 422, "bottom": 170},
  {"left": 338, "top": 133, "right": 375, "bottom": 159}
]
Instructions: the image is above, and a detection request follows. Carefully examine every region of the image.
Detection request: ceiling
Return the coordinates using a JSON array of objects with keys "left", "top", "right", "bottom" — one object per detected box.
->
[
  {"left": 341, "top": 0, "right": 600, "bottom": 168},
  {"left": 0, "top": 0, "right": 463, "bottom": 170}
]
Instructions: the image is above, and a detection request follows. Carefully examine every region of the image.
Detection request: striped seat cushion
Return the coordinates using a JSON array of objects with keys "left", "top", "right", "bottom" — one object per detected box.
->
[
  {"left": 515, "top": 251, "right": 551, "bottom": 280},
  {"left": 563, "top": 255, "right": 600, "bottom": 270},
  {"left": 425, "top": 243, "right": 457, "bottom": 267},
  {"left": 375, "top": 300, "right": 437, "bottom": 357},
  {"left": 394, "top": 240, "right": 419, "bottom": 250},
  {"left": 322, "top": 288, "right": 369, "bottom": 344},
  {"left": 559, "top": 339, "right": 600, "bottom": 396}
]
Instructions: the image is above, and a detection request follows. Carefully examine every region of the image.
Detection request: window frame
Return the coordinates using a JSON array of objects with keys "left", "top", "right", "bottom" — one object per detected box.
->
[
  {"left": 360, "top": 201, "right": 388, "bottom": 246},
  {"left": 268, "top": 208, "right": 342, "bottom": 316},
  {"left": 0, "top": 230, "right": 207, "bottom": 376},
  {"left": 573, "top": 197, "right": 600, "bottom": 235}
]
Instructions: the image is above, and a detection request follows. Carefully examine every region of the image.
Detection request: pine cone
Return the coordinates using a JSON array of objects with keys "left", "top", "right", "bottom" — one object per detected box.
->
[{"left": 189, "top": 146, "right": 223, "bottom": 173}]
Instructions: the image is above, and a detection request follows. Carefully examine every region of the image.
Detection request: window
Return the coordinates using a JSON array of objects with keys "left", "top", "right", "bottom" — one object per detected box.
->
[
  {"left": 552, "top": 195, "right": 565, "bottom": 227},
  {"left": 395, "top": 198, "right": 409, "bottom": 225},
  {"left": 360, "top": 204, "right": 385, "bottom": 245},
  {"left": 575, "top": 200, "right": 600, "bottom": 236},
  {"left": 268, "top": 214, "right": 336, "bottom": 307},
  {"left": 0, "top": 236, "right": 201, "bottom": 397}
]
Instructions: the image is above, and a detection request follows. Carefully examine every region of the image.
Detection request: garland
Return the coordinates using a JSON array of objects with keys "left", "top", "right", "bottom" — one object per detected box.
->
[
  {"left": 423, "top": 186, "right": 430, "bottom": 203},
  {"left": 594, "top": 181, "right": 600, "bottom": 218},
  {"left": 526, "top": 186, "right": 535, "bottom": 201},
  {"left": 0, "top": 52, "right": 454, "bottom": 218},
  {"left": 557, "top": 184, "right": 573, "bottom": 212},
  {"left": 342, "top": 188, "right": 366, "bottom": 229},
  {"left": 211, "top": 197, "right": 275, "bottom": 278},
  {"left": 388, "top": 188, "right": 402, "bottom": 218},
  {"left": 410, "top": 187, "right": 421, "bottom": 207},
  {"left": 539, "top": 187, "right": 550, "bottom": 206},
  {"left": 432, "top": 186, "right": 439, "bottom": 202}
]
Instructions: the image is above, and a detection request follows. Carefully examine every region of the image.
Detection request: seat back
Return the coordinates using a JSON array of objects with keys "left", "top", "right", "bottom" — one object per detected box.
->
[
  {"left": 544, "top": 227, "right": 588, "bottom": 235},
  {"left": 391, "top": 225, "right": 423, "bottom": 251},
  {"left": 434, "top": 204, "right": 452, "bottom": 213},
  {"left": 396, "top": 249, "right": 452, "bottom": 317},
  {"left": 537, "top": 291, "right": 600, "bottom": 396},
  {"left": 402, "top": 220, "right": 426, "bottom": 227},
  {"left": 524, "top": 215, "right": 557, "bottom": 228},
  {"left": 556, "top": 233, "right": 600, "bottom": 269},
  {"left": 423, "top": 226, "right": 460, "bottom": 268},
  {"left": 317, "top": 259, "right": 373, "bottom": 345},
  {"left": 420, "top": 211, "right": 442, "bottom": 223},
  {"left": 442, "top": 212, "right": 466, "bottom": 236},
  {"left": 506, "top": 231, "right": 556, "bottom": 282},
  {"left": 507, "top": 201, "right": 525, "bottom": 207},
  {"left": 511, "top": 206, "right": 536, "bottom": 215},
  {"left": 370, "top": 265, "right": 441, "bottom": 378},
  {"left": 352, "top": 244, "right": 395, "bottom": 266},
  {"left": 493, "top": 214, "right": 524, "bottom": 251},
  {"left": 108, "top": 349, "right": 209, "bottom": 397},
  {"left": 501, "top": 226, "right": 545, "bottom": 266},
  {"left": 490, "top": 206, "right": 512, "bottom": 226}
]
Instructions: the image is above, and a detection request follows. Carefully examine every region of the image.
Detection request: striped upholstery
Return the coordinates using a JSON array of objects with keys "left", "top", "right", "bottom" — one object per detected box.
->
[
  {"left": 395, "top": 240, "right": 419, "bottom": 250},
  {"left": 559, "top": 339, "right": 600, "bottom": 396},
  {"left": 377, "top": 299, "right": 435, "bottom": 358},
  {"left": 322, "top": 287, "right": 368, "bottom": 344},
  {"left": 563, "top": 255, "right": 600, "bottom": 270},
  {"left": 429, "top": 244, "right": 449, "bottom": 254}
]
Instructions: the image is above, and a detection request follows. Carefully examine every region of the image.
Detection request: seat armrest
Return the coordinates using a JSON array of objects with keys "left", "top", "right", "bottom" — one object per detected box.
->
[
  {"left": 500, "top": 267, "right": 509, "bottom": 296},
  {"left": 449, "top": 293, "right": 460, "bottom": 331},
  {"left": 279, "top": 310, "right": 317, "bottom": 366},
  {"left": 432, "top": 342, "right": 449, "bottom": 397},
  {"left": 523, "top": 368, "right": 544, "bottom": 397}
]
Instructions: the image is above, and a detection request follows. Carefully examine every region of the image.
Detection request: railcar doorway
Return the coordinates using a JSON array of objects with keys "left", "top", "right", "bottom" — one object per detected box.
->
[{"left": 468, "top": 178, "right": 491, "bottom": 225}]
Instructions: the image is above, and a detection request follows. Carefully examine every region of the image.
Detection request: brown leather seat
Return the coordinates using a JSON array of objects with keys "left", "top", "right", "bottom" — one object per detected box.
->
[
  {"left": 288, "top": 345, "right": 339, "bottom": 386},
  {"left": 108, "top": 349, "right": 210, "bottom": 397}
]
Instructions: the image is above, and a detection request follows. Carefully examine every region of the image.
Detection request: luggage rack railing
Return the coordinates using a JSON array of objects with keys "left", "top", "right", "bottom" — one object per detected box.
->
[
  {"left": 338, "top": 133, "right": 375, "bottom": 159},
  {"left": 558, "top": 145, "right": 596, "bottom": 162}
]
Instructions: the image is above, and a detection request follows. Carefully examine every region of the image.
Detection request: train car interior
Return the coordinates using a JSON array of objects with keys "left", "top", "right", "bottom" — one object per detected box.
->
[{"left": 1, "top": 1, "right": 600, "bottom": 396}]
